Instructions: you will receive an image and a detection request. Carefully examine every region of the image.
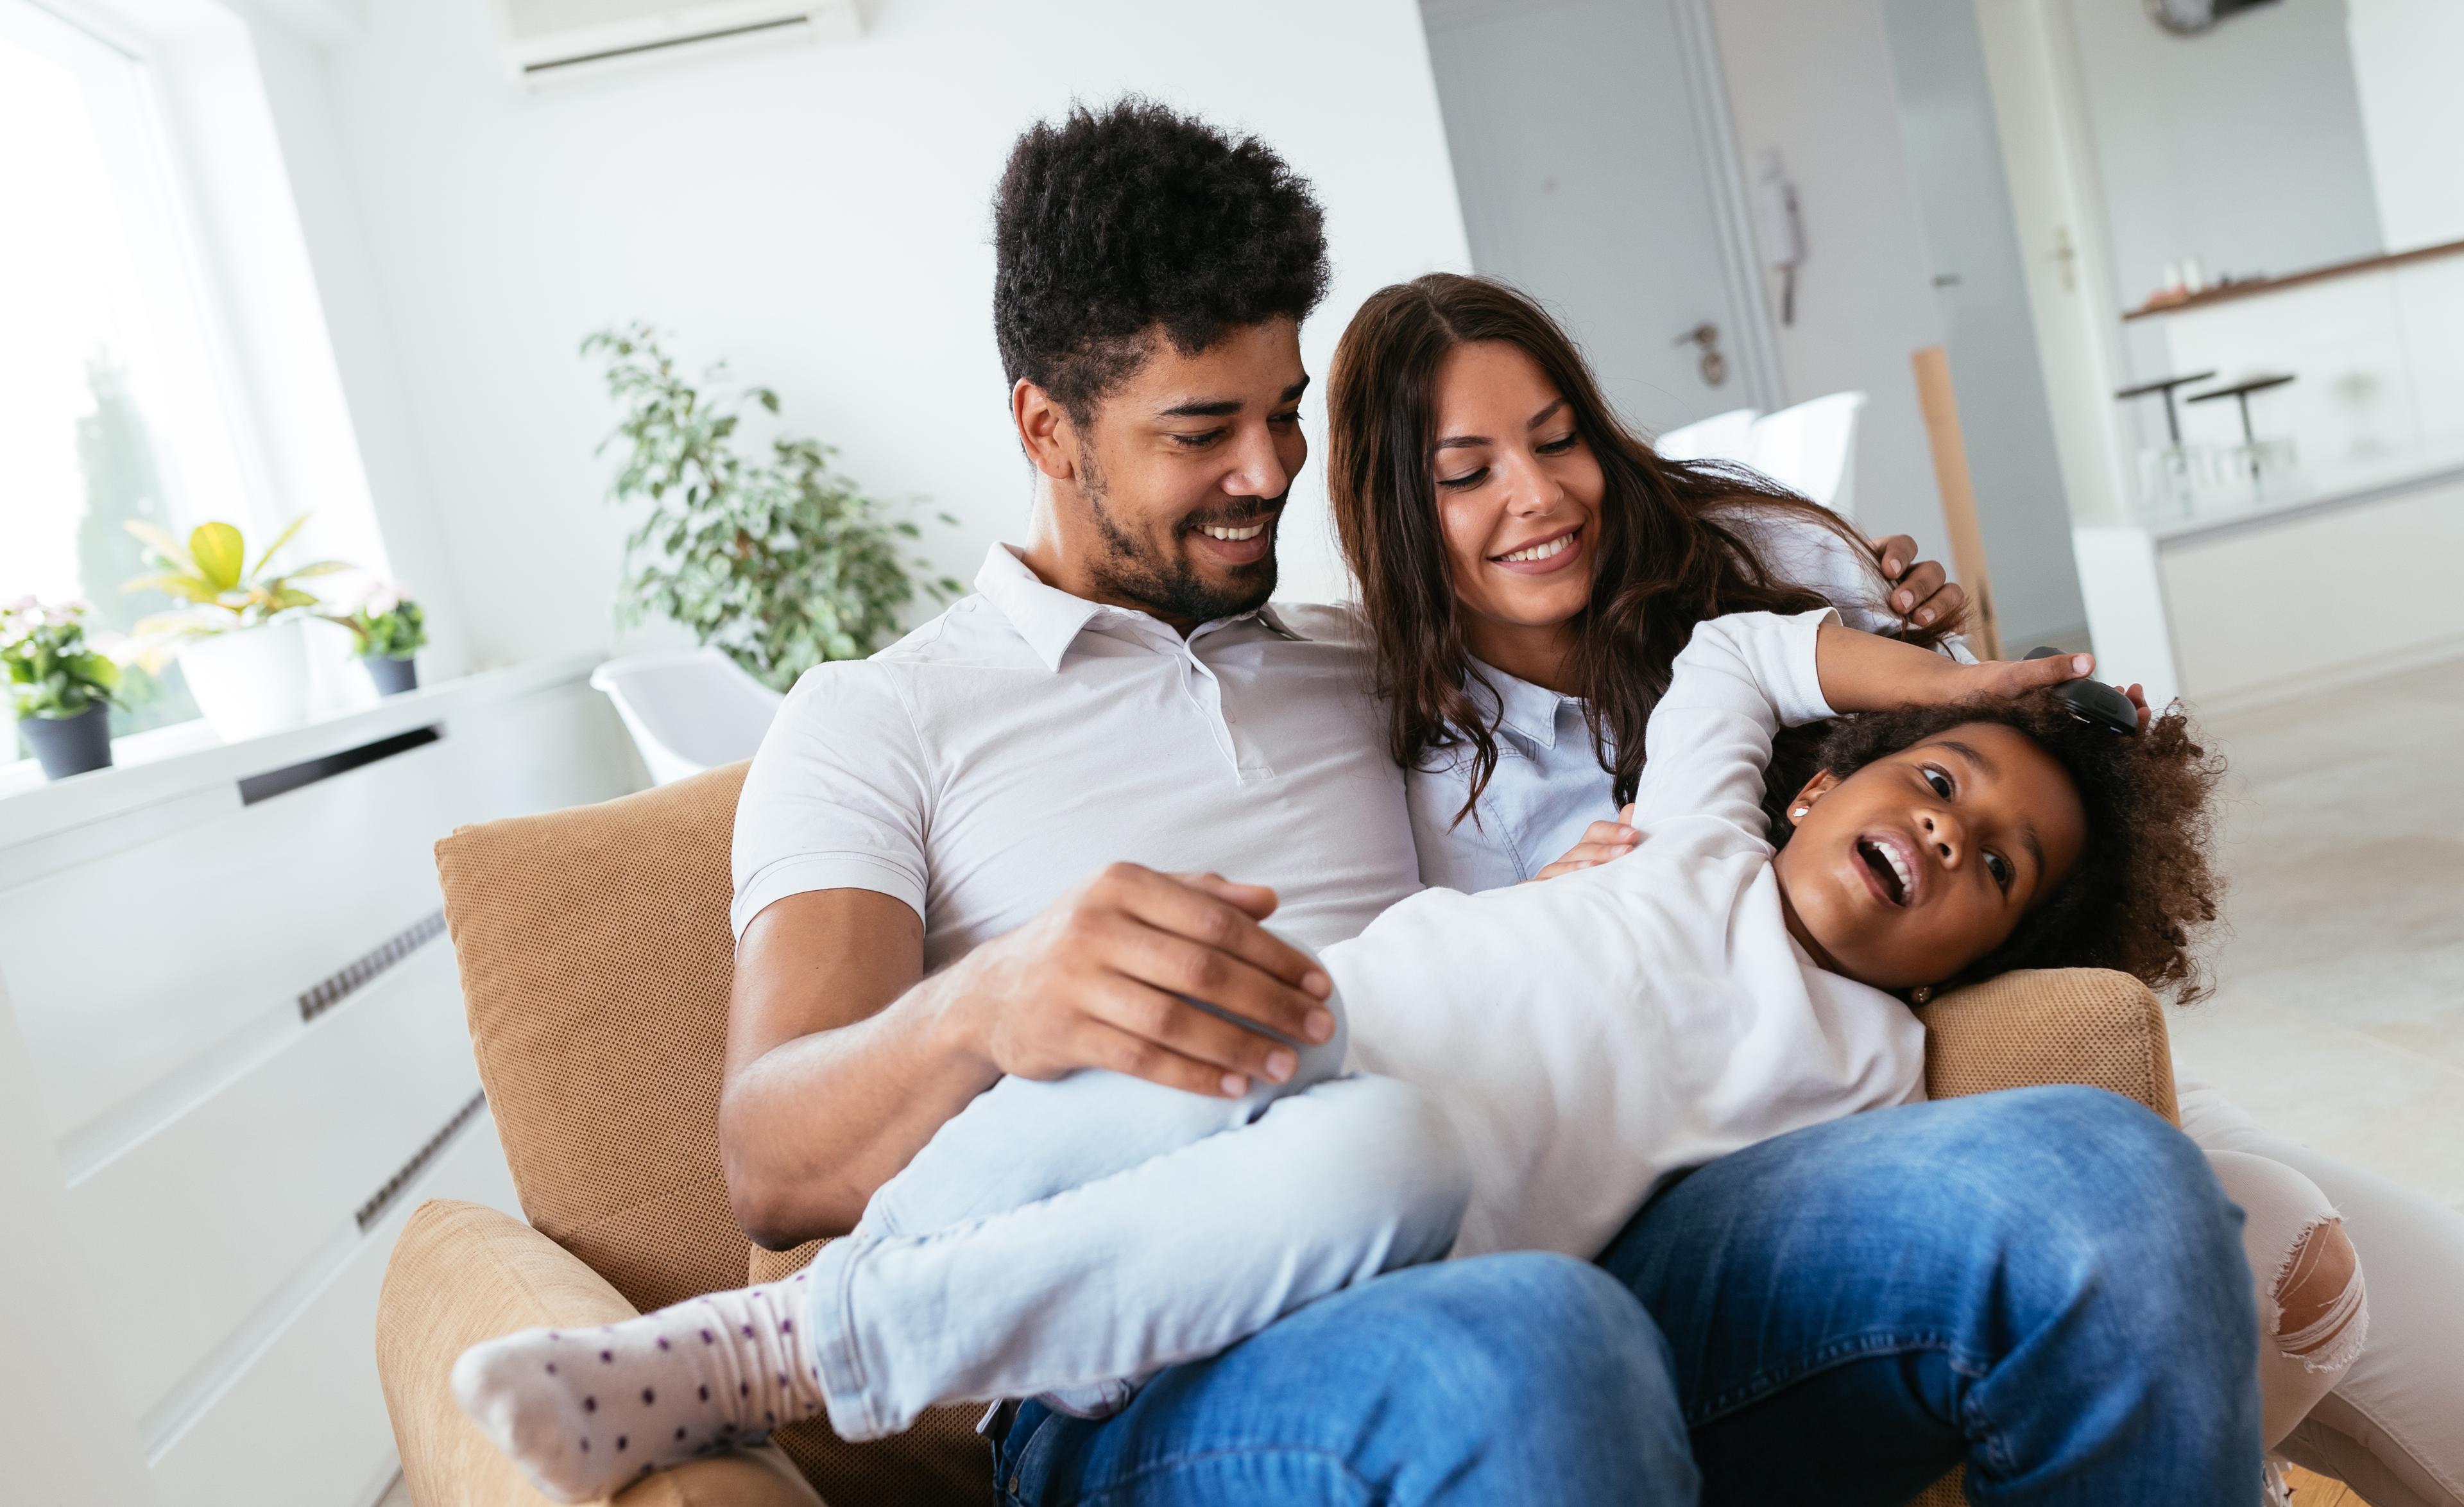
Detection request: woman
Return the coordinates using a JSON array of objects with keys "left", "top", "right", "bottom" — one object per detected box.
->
[{"left": 1326, "top": 272, "right": 2440, "bottom": 1503}]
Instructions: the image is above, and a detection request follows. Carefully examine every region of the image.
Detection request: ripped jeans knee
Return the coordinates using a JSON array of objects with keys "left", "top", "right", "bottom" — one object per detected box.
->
[{"left": 2207, "top": 1149, "right": 2372, "bottom": 1450}]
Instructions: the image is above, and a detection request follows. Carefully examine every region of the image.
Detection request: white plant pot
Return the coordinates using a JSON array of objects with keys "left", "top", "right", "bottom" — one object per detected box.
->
[{"left": 178, "top": 618, "right": 312, "bottom": 743}]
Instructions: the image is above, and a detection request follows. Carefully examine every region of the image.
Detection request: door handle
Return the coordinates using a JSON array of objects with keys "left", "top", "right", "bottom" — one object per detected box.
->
[{"left": 1674, "top": 322, "right": 1729, "bottom": 388}]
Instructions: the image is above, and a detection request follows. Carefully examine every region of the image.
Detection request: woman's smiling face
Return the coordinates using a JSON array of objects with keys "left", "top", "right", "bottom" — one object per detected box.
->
[{"left": 1429, "top": 341, "right": 1606, "bottom": 676}]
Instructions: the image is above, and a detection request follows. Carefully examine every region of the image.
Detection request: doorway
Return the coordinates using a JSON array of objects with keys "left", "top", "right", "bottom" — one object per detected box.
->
[{"left": 1418, "top": 0, "right": 1781, "bottom": 437}]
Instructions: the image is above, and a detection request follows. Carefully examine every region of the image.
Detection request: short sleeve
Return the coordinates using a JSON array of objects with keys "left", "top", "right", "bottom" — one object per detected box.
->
[{"left": 730, "top": 660, "right": 932, "bottom": 937}]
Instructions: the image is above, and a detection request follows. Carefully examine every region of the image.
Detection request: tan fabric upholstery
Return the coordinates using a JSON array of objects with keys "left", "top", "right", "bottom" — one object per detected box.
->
[
  {"left": 430, "top": 765, "right": 990, "bottom": 1504},
  {"left": 1920, "top": 967, "right": 2177, "bottom": 1123},
  {"left": 375, "top": 1198, "right": 823, "bottom": 1506},
  {"left": 389, "top": 759, "right": 2179, "bottom": 1507}
]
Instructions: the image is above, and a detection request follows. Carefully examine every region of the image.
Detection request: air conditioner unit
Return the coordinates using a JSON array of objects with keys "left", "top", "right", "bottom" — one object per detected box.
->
[{"left": 494, "top": 0, "right": 861, "bottom": 83}]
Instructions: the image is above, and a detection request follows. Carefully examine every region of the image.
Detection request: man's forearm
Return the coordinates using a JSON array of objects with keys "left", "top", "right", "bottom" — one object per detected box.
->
[{"left": 720, "top": 966, "right": 996, "bottom": 1245}]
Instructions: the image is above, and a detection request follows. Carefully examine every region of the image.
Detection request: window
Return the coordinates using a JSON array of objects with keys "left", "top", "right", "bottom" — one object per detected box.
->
[{"left": 1, "top": 0, "right": 267, "bottom": 739}]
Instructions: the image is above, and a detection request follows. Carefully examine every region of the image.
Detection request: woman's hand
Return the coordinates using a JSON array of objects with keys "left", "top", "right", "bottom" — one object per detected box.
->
[
  {"left": 1871, "top": 535, "right": 1967, "bottom": 632},
  {"left": 1532, "top": 805, "right": 1639, "bottom": 880}
]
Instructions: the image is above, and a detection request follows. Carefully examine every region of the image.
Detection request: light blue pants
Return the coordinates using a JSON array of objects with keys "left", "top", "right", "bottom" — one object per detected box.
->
[{"left": 802, "top": 979, "right": 1473, "bottom": 1441}]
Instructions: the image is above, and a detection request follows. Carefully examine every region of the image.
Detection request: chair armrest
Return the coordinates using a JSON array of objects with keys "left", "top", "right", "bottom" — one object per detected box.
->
[
  {"left": 377, "top": 1199, "right": 825, "bottom": 1506},
  {"left": 1919, "top": 968, "right": 2177, "bottom": 1123}
]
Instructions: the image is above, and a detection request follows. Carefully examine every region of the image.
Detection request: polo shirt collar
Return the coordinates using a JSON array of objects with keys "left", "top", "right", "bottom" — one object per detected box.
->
[
  {"left": 1468, "top": 659, "right": 1579, "bottom": 750},
  {"left": 974, "top": 543, "right": 1310, "bottom": 673}
]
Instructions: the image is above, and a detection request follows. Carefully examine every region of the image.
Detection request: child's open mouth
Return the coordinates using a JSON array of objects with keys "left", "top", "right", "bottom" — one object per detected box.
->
[{"left": 1856, "top": 833, "right": 1917, "bottom": 908}]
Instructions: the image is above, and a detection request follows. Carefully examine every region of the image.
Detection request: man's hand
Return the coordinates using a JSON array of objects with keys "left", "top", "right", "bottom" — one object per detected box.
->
[
  {"left": 1870, "top": 534, "right": 1968, "bottom": 632},
  {"left": 1532, "top": 805, "right": 1639, "bottom": 881},
  {"left": 942, "top": 863, "right": 1336, "bottom": 1099}
]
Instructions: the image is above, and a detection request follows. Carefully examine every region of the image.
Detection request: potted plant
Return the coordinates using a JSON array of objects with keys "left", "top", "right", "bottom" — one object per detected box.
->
[
  {"left": 124, "top": 515, "right": 350, "bottom": 742},
  {"left": 3, "top": 598, "right": 124, "bottom": 780},
  {"left": 338, "top": 581, "right": 428, "bottom": 696},
  {"left": 585, "top": 324, "right": 961, "bottom": 689}
]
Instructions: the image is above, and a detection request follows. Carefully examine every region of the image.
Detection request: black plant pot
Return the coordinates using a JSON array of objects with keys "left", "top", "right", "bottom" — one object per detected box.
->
[
  {"left": 364, "top": 653, "right": 419, "bottom": 696},
  {"left": 19, "top": 702, "right": 114, "bottom": 780}
]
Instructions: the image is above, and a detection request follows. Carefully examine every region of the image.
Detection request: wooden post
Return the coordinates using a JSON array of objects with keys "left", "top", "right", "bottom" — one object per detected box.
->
[{"left": 1910, "top": 345, "right": 2006, "bottom": 660}]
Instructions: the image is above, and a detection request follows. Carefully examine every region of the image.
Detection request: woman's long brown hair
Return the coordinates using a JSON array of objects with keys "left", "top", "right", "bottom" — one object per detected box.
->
[{"left": 1327, "top": 272, "right": 1954, "bottom": 820}]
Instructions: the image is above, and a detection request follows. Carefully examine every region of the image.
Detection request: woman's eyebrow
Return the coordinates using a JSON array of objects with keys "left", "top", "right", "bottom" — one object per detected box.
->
[{"left": 1437, "top": 398, "right": 1569, "bottom": 453}]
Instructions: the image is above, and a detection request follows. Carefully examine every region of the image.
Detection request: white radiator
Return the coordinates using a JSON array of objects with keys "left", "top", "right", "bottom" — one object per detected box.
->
[{"left": 0, "top": 657, "right": 644, "bottom": 1507}]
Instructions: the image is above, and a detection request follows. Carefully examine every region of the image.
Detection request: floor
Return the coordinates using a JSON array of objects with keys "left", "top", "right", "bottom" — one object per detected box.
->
[
  {"left": 370, "top": 664, "right": 2454, "bottom": 1507},
  {"left": 2166, "top": 654, "right": 2464, "bottom": 1210}
]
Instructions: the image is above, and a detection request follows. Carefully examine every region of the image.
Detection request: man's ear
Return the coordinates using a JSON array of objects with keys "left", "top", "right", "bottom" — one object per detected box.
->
[
  {"left": 1786, "top": 770, "right": 1840, "bottom": 822},
  {"left": 1013, "top": 379, "right": 1079, "bottom": 483}
]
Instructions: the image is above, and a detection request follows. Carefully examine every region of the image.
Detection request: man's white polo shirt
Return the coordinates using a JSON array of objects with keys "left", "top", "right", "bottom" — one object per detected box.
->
[{"left": 732, "top": 544, "right": 1421, "bottom": 966}]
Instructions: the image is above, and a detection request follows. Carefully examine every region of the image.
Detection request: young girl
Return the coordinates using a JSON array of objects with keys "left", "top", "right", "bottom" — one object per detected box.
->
[{"left": 454, "top": 610, "right": 2227, "bottom": 1503}]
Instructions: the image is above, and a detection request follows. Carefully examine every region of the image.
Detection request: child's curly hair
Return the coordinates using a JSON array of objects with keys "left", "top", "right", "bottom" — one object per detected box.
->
[{"left": 1762, "top": 688, "right": 2228, "bottom": 1001}]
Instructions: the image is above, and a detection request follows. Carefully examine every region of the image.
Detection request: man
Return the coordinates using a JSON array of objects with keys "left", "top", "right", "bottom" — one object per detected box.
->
[{"left": 724, "top": 99, "right": 2259, "bottom": 1504}]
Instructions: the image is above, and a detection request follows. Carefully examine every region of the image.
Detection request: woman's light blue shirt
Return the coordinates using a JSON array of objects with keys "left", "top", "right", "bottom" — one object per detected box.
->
[{"left": 1408, "top": 664, "right": 1620, "bottom": 891}]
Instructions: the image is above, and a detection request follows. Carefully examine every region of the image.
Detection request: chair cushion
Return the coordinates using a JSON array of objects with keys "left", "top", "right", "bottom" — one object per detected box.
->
[
  {"left": 436, "top": 763, "right": 989, "bottom": 1503},
  {"left": 1920, "top": 967, "right": 2177, "bottom": 1121}
]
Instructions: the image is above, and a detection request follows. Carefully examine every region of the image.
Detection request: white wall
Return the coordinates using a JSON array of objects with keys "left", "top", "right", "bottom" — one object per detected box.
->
[
  {"left": 258, "top": 0, "right": 1470, "bottom": 668},
  {"left": 1705, "top": 0, "right": 1953, "bottom": 559},
  {"left": 2060, "top": 0, "right": 2383, "bottom": 310},
  {"left": 2347, "top": 0, "right": 2464, "bottom": 252}
]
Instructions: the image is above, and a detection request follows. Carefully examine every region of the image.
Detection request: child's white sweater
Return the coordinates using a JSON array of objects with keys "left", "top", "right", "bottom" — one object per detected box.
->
[{"left": 1336, "top": 608, "right": 1929, "bottom": 1259}]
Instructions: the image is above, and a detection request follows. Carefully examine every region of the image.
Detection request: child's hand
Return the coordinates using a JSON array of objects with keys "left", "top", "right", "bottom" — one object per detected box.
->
[
  {"left": 1532, "top": 804, "right": 1639, "bottom": 881},
  {"left": 1971, "top": 650, "right": 2096, "bottom": 702}
]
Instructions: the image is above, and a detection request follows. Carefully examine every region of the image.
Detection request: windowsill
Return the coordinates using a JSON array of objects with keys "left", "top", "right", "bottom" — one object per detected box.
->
[{"left": 0, "top": 651, "right": 604, "bottom": 853}]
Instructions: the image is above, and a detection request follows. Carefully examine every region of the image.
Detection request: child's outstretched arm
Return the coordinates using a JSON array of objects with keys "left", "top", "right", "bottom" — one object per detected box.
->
[
  {"left": 1813, "top": 623, "right": 2094, "bottom": 713},
  {"left": 1630, "top": 613, "right": 2112, "bottom": 839}
]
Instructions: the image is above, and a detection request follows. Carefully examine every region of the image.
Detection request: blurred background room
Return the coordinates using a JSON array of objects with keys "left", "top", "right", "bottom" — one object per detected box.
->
[{"left": 2, "top": 0, "right": 2457, "bottom": 1503}]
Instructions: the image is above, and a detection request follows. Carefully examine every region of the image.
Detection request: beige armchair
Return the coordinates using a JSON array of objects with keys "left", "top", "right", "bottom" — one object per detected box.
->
[{"left": 376, "top": 764, "right": 2177, "bottom": 1506}]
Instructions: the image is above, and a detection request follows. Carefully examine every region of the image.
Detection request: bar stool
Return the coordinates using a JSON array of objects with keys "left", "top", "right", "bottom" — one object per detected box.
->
[
  {"left": 2115, "top": 370, "right": 2216, "bottom": 510},
  {"left": 2187, "top": 372, "right": 2297, "bottom": 481}
]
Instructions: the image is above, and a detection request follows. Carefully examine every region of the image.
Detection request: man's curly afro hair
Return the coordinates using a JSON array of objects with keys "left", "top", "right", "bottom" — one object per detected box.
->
[
  {"left": 1761, "top": 689, "right": 2229, "bottom": 1001},
  {"left": 993, "top": 96, "right": 1331, "bottom": 422}
]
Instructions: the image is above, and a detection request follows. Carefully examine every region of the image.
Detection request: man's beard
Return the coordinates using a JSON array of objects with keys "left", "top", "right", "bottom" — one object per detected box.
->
[{"left": 1080, "top": 446, "right": 1281, "bottom": 624}]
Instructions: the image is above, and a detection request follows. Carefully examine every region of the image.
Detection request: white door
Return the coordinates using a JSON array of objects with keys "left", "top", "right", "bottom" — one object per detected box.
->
[{"left": 1419, "top": 0, "right": 1781, "bottom": 436}]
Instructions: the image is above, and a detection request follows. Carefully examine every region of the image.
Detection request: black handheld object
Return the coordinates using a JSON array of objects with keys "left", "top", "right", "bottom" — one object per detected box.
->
[{"left": 2024, "top": 648, "right": 2141, "bottom": 735}]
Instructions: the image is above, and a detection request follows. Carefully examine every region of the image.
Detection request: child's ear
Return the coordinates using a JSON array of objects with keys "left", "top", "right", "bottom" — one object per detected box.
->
[{"left": 1786, "top": 770, "right": 1840, "bottom": 823}]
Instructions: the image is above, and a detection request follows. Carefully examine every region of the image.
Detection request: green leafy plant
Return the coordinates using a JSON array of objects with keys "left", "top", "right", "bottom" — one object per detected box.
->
[
  {"left": 3, "top": 598, "right": 123, "bottom": 720},
  {"left": 123, "top": 515, "right": 350, "bottom": 666},
  {"left": 585, "top": 323, "right": 961, "bottom": 690},
  {"left": 338, "top": 581, "right": 428, "bottom": 660}
]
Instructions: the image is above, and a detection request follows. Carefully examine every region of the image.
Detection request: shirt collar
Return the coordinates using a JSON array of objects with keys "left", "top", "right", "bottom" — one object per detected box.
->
[
  {"left": 1467, "top": 659, "right": 1580, "bottom": 750},
  {"left": 974, "top": 543, "right": 1310, "bottom": 673}
]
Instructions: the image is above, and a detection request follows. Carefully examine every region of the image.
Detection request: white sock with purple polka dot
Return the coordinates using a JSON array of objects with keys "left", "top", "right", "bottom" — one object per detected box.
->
[{"left": 451, "top": 1270, "right": 828, "bottom": 1503}]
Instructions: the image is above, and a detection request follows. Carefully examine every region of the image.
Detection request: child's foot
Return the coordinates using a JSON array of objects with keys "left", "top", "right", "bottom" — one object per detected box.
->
[{"left": 452, "top": 1272, "right": 828, "bottom": 1504}]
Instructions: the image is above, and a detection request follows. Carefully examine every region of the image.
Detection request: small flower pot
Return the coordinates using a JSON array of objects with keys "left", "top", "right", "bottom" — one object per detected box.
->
[
  {"left": 18, "top": 702, "right": 114, "bottom": 780},
  {"left": 364, "top": 653, "right": 419, "bottom": 696},
  {"left": 178, "top": 617, "right": 312, "bottom": 742}
]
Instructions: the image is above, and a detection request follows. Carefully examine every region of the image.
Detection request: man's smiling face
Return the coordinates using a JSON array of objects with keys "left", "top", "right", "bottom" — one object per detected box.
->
[{"left": 1048, "top": 317, "right": 1310, "bottom": 628}]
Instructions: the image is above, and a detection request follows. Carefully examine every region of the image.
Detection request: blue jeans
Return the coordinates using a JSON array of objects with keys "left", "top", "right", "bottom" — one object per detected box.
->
[{"left": 997, "top": 1085, "right": 2263, "bottom": 1506}]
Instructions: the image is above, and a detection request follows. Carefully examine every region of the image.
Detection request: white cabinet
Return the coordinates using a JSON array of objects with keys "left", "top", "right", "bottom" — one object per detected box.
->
[
  {"left": 0, "top": 657, "right": 643, "bottom": 1506},
  {"left": 2075, "top": 465, "right": 2464, "bottom": 711}
]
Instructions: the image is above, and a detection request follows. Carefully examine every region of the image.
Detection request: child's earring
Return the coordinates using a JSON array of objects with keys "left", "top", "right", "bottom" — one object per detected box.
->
[
  {"left": 1909, "top": 984, "right": 1933, "bottom": 1004},
  {"left": 1790, "top": 806, "right": 1809, "bottom": 820}
]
